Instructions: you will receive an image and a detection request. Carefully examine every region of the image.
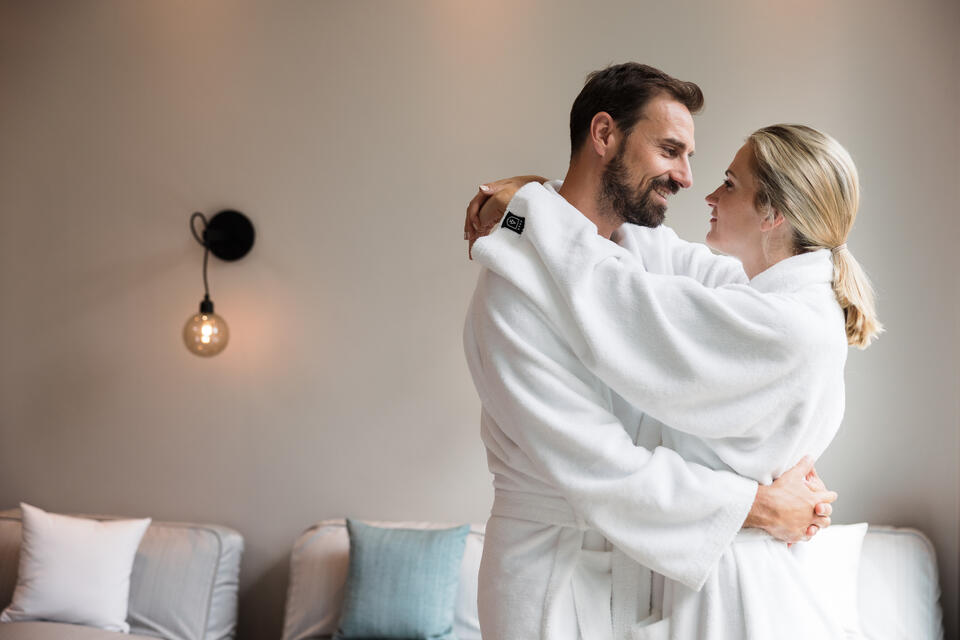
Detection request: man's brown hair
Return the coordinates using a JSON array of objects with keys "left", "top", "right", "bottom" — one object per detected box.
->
[{"left": 569, "top": 62, "right": 704, "bottom": 154}]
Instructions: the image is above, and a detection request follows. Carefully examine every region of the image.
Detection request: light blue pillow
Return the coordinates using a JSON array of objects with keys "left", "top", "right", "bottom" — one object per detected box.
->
[{"left": 334, "top": 519, "right": 470, "bottom": 640}]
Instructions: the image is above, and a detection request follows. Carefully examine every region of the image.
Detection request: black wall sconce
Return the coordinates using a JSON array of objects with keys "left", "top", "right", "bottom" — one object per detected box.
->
[{"left": 184, "top": 210, "right": 255, "bottom": 357}]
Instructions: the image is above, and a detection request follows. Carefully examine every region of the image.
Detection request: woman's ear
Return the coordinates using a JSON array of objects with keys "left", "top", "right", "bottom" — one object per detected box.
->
[
  {"left": 590, "top": 112, "right": 619, "bottom": 159},
  {"left": 759, "top": 207, "right": 787, "bottom": 232}
]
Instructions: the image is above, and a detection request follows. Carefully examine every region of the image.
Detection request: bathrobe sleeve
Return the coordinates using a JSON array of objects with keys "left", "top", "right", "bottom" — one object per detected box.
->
[
  {"left": 465, "top": 268, "right": 758, "bottom": 590},
  {"left": 546, "top": 179, "right": 747, "bottom": 287},
  {"left": 616, "top": 223, "right": 748, "bottom": 287},
  {"left": 471, "top": 183, "right": 814, "bottom": 441}
]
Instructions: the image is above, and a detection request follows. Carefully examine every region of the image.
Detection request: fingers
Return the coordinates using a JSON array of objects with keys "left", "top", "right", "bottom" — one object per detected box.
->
[
  {"left": 815, "top": 502, "right": 832, "bottom": 517},
  {"left": 478, "top": 193, "right": 508, "bottom": 230},
  {"left": 466, "top": 187, "right": 490, "bottom": 235},
  {"left": 816, "top": 490, "right": 838, "bottom": 504},
  {"left": 814, "top": 515, "right": 831, "bottom": 529},
  {"left": 806, "top": 524, "right": 820, "bottom": 538},
  {"left": 805, "top": 474, "right": 827, "bottom": 491},
  {"left": 805, "top": 466, "right": 828, "bottom": 492},
  {"left": 792, "top": 455, "right": 815, "bottom": 477},
  {"left": 466, "top": 182, "right": 503, "bottom": 250},
  {"left": 481, "top": 182, "right": 508, "bottom": 195},
  {"left": 465, "top": 178, "right": 530, "bottom": 253}
]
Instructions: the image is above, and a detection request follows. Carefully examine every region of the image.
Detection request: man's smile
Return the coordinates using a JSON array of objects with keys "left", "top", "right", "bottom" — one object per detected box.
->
[{"left": 652, "top": 181, "right": 677, "bottom": 204}]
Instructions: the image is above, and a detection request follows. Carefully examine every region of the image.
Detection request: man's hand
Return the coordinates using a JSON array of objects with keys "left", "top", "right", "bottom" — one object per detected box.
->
[
  {"left": 802, "top": 464, "right": 832, "bottom": 538},
  {"left": 464, "top": 175, "right": 547, "bottom": 258},
  {"left": 743, "top": 456, "right": 836, "bottom": 543}
]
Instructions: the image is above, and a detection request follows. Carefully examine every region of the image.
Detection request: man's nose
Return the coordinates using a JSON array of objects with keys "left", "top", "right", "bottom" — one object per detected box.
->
[{"left": 672, "top": 157, "right": 693, "bottom": 189}]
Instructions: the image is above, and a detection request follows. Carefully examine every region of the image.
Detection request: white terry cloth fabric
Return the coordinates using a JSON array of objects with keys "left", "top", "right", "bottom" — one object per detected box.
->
[
  {"left": 464, "top": 193, "right": 761, "bottom": 638},
  {"left": 471, "top": 182, "right": 852, "bottom": 639}
]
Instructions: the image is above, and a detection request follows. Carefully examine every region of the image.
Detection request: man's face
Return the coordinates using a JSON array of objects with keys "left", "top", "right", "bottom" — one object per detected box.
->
[{"left": 599, "top": 95, "right": 695, "bottom": 227}]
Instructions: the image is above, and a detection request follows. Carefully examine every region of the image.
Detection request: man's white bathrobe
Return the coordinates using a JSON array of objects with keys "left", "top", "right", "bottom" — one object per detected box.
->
[
  {"left": 464, "top": 191, "right": 765, "bottom": 640},
  {"left": 469, "top": 182, "right": 851, "bottom": 639}
]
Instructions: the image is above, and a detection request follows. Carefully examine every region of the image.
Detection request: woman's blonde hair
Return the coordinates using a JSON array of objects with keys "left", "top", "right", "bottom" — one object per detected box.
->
[{"left": 748, "top": 124, "right": 883, "bottom": 348}]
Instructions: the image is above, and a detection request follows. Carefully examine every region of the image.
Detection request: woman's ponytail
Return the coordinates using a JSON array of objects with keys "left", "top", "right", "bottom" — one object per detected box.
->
[
  {"left": 749, "top": 124, "right": 883, "bottom": 349},
  {"left": 831, "top": 246, "right": 884, "bottom": 349}
]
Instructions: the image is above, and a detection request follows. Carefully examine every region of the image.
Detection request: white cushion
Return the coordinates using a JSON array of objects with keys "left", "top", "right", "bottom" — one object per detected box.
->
[
  {"left": 281, "top": 519, "right": 483, "bottom": 640},
  {"left": 857, "top": 526, "right": 943, "bottom": 640},
  {"left": 790, "top": 522, "right": 868, "bottom": 636},
  {"left": 0, "top": 503, "right": 151, "bottom": 633}
]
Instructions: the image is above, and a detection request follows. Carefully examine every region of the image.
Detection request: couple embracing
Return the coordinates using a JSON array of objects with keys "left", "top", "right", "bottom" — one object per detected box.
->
[{"left": 462, "top": 62, "right": 881, "bottom": 639}]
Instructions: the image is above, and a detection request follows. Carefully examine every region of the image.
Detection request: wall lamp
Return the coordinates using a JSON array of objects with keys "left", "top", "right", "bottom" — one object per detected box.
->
[{"left": 183, "top": 210, "right": 255, "bottom": 357}]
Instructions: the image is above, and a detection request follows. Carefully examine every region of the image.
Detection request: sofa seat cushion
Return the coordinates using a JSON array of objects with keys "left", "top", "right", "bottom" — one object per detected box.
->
[{"left": 0, "top": 621, "right": 157, "bottom": 639}]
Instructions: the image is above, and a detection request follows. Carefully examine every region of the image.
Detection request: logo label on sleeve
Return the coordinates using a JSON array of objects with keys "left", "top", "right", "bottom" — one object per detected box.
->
[{"left": 502, "top": 212, "right": 525, "bottom": 235}]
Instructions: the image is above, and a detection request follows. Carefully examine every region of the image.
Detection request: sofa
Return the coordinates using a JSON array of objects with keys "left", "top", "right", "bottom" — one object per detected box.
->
[
  {"left": 0, "top": 508, "right": 243, "bottom": 640},
  {"left": 281, "top": 519, "right": 944, "bottom": 640}
]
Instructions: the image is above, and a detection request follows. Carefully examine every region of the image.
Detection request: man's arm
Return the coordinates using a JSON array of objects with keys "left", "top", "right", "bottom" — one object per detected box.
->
[
  {"left": 466, "top": 177, "right": 748, "bottom": 289},
  {"left": 464, "top": 271, "right": 829, "bottom": 591}
]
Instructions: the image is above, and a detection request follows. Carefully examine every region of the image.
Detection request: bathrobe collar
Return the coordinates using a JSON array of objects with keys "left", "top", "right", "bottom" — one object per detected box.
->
[
  {"left": 543, "top": 179, "right": 834, "bottom": 295},
  {"left": 748, "top": 250, "right": 834, "bottom": 294}
]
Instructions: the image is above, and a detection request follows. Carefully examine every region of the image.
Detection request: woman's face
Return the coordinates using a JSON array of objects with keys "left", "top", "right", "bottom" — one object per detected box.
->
[{"left": 704, "top": 143, "right": 767, "bottom": 257}]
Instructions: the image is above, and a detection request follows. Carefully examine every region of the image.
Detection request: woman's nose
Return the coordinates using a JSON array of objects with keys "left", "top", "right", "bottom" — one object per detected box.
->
[{"left": 705, "top": 187, "right": 720, "bottom": 205}]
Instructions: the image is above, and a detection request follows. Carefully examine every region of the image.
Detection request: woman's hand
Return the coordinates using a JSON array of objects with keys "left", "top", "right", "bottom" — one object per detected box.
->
[{"left": 464, "top": 175, "right": 547, "bottom": 259}]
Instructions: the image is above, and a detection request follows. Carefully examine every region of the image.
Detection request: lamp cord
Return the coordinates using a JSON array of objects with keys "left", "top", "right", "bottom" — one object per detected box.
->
[{"left": 189, "top": 212, "right": 211, "bottom": 299}]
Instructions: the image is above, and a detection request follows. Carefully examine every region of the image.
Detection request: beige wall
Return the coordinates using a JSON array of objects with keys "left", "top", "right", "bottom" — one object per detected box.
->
[{"left": 0, "top": 1, "right": 957, "bottom": 637}]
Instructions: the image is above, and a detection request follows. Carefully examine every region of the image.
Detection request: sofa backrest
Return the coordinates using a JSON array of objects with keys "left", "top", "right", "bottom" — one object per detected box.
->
[
  {"left": 282, "top": 521, "right": 943, "bottom": 640},
  {"left": 858, "top": 526, "right": 943, "bottom": 640},
  {"left": 0, "top": 508, "right": 243, "bottom": 640},
  {"left": 282, "top": 520, "right": 484, "bottom": 640}
]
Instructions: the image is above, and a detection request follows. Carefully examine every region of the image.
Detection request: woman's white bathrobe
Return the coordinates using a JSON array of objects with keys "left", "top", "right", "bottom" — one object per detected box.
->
[
  {"left": 464, "top": 196, "right": 763, "bottom": 639},
  {"left": 470, "top": 182, "right": 851, "bottom": 639}
]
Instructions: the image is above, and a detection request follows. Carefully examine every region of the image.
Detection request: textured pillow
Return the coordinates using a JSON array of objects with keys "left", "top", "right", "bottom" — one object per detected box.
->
[
  {"left": 0, "top": 503, "right": 151, "bottom": 633},
  {"left": 280, "top": 520, "right": 484, "bottom": 640},
  {"left": 791, "top": 521, "right": 868, "bottom": 637},
  {"left": 334, "top": 519, "right": 470, "bottom": 640}
]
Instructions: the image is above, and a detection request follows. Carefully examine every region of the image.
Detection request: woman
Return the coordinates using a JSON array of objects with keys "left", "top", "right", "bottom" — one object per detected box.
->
[{"left": 465, "top": 124, "right": 882, "bottom": 638}]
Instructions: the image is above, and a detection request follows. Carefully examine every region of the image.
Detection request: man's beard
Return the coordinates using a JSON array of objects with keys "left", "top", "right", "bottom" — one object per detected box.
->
[{"left": 600, "top": 146, "right": 679, "bottom": 228}]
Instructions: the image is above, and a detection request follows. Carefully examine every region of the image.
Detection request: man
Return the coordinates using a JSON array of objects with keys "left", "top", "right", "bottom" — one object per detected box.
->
[{"left": 462, "top": 63, "right": 835, "bottom": 640}]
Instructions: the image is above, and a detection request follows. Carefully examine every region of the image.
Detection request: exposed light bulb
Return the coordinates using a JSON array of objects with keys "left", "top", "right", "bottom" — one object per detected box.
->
[
  {"left": 183, "top": 295, "right": 229, "bottom": 357},
  {"left": 184, "top": 210, "right": 253, "bottom": 358}
]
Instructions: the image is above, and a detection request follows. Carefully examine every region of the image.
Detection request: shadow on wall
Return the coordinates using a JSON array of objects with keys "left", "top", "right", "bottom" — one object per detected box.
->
[{"left": 238, "top": 554, "right": 291, "bottom": 640}]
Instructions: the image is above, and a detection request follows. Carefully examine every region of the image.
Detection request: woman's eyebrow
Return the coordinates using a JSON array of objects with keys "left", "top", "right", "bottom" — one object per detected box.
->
[{"left": 725, "top": 169, "right": 737, "bottom": 179}]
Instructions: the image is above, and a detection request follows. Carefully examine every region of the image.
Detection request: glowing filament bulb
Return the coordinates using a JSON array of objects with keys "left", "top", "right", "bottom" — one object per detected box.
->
[{"left": 184, "top": 308, "right": 229, "bottom": 357}]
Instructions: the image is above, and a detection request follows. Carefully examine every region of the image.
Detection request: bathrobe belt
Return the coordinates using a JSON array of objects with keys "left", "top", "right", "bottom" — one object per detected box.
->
[{"left": 492, "top": 488, "right": 649, "bottom": 640}]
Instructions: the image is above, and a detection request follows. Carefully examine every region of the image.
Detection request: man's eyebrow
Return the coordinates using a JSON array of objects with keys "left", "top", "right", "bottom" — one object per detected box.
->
[{"left": 663, "top": 137, "right": 694, "bottom": 157}]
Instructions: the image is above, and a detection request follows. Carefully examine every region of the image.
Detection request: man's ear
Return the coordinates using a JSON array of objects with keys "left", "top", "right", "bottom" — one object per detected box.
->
[{"left": 589, "top": 112, "right": 619, "bottom": 159}]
